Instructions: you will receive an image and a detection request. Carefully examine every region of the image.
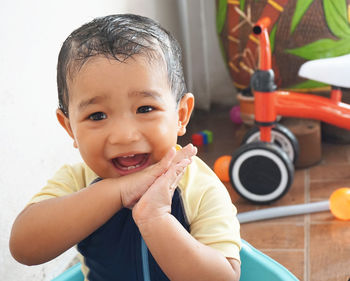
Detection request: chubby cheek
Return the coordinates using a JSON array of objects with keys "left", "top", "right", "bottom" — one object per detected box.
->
[
  {"left": 150, "top": 120, "right": 178, "bottom": 162},
  {"left": 75, "top": 131, "right": 105, "bottom": 165}
]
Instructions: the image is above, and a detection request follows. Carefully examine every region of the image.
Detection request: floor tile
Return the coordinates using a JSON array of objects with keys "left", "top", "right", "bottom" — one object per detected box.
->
[
  {"left": 321, "top": 143, "right": 350, "bottom": 164},
  {"left": 309, "top": 163, "right": 350, "bottom": 182},
  {"left": 240, "top": 223, "right": 304, "bottom": 249},
  {"left": 264, "top": 250, "right": 304, "bottom": 280},
  {"left": 309, "top": 222, "right": 350, "bottom": 281},
  {"left": 310, "top": 179, "right": 350, "bottom": 200}
]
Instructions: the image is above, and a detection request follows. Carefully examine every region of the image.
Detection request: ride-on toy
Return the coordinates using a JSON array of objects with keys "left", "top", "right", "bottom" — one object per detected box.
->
[{"left": 230, "top": 17, "right": 350, "bottom": 204}]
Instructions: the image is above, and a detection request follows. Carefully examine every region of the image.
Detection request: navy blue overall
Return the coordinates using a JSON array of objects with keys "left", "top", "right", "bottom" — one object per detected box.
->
[{"left": 77, "top": 178, "right": 190, "bottom": 281}]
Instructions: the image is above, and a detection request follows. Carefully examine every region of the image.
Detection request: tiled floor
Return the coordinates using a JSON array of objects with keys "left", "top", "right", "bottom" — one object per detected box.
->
[{"left": 178, "top": 104, "right": 350, "bottom": 281}]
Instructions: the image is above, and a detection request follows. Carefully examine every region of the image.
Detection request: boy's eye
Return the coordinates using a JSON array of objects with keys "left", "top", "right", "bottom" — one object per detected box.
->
[
  {"left": 137, "top": 106, "right": 154, "bottom": 114},
  {"left": 89, "top": 112, "right": 107, "bottom": 121}
]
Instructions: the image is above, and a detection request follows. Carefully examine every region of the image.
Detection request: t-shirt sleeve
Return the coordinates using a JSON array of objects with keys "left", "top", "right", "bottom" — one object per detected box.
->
[
  {"left": 180, "top": 157, "right": 241, "bottom": 262},
  {"left": 27, "top": 163, "right": 92, "bottom": 205},
  {"left": 190, "top": 183, "right": 241, "bottom": 261}
]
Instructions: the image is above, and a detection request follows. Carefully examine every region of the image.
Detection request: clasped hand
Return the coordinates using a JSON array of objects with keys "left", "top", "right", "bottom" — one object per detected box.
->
[{"left": 118, "top": 144, "right": 197, "bottom": 224}]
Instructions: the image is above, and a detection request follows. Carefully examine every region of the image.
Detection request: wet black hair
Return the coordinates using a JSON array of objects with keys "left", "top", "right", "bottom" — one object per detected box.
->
[{"left": 57, "top": 14, "right": 187, "bottom": 116}]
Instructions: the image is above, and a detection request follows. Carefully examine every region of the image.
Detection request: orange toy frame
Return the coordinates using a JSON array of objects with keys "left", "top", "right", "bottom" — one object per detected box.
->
[{"left": 253, "top": 17, "right": 350, "bottom": 142}]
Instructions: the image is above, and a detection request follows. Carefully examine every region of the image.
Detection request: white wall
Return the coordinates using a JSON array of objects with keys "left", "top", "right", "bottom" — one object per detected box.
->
[{"left": 0, "top": 1, "right": 182, "bottom": 280}]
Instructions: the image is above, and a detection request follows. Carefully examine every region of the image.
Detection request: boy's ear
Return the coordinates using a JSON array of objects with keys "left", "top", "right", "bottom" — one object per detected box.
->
[
  {"left": 56, "top": 109, "right": 78, "bottom": 148},
  {"left": 177, "top": 93, "right": 195, "bottom": 136}
]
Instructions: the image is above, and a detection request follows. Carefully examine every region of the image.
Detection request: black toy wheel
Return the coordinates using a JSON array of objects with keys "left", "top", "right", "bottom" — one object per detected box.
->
[
  {"left": 242, "top": 123, "right": 299, "bottom": 164},
  {"left": 230, "top": 142, "right": 294, "bottom": 204}
]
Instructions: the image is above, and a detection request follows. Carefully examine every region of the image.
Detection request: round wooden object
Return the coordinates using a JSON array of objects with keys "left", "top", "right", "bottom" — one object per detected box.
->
[{"left": 282, "top": 118, "right": 321, "bottom": 168}]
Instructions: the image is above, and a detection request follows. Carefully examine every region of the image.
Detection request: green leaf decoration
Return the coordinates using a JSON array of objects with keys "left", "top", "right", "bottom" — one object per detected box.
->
[
  {"left": 288, "top": 79, "right": 328, "bottom": 90},
  {"left": 216, "top": 0, "right": 228, "bottom": 34},
  {"left": 285, "top": 37, "right": 350, "bottom": 60},
  {"left": 270, "top": 24, "right": 277, "bottom": 54},
  {"left": 240, "top": 0, "right": 246, "bottom": 11},
  {"left": 323, "top": 0, "right": 350, "bottom": 38},
  {"left": 290, "top": 0, "right": 313, "bottom": 34}
]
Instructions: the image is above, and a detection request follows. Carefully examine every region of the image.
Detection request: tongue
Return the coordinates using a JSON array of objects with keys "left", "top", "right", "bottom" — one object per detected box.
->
[{"left": 116, "top": 154, "right": 146, "bottom": 167}]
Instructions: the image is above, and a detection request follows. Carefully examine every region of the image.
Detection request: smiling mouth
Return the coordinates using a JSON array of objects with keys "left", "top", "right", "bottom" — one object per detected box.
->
[{"left": 112, "top": 153, "right": 150, "bottom": 174}]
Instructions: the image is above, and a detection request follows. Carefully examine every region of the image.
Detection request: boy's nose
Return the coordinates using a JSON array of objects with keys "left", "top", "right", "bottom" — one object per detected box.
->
[{"left": 107, "top": 119, "right": 141, "bottom": 145}]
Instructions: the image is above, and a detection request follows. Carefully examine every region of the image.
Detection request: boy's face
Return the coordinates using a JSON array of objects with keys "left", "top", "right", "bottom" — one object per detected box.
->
[{"left": 57, "top": 55, "right": 194, "bottom": 179}]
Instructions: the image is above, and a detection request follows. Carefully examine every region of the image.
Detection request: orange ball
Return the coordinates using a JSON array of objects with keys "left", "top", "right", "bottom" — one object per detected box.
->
[
  {"left": 213, "top": 155, "right": 232, "bottom": 182},
  {"left": 329, "top": 187, "right": 350, "bottom": 221}
]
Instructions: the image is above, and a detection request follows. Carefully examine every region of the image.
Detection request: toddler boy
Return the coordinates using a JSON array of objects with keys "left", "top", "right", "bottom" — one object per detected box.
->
[{"left": 10, "top": 14, "right": 241, "bottom": 281}]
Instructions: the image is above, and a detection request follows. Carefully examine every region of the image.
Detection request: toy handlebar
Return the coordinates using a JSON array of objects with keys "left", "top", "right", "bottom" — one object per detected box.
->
[
  {"left": 253, "top": 17, "right": 271, "bottom": 34},
  {"left": 253, "top": 17, "right": 272, "bottom": 71}
]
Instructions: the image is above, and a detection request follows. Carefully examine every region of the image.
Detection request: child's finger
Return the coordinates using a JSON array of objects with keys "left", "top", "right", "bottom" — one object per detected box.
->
[
  {"left": 151, "top": 158, "right": 189, "bottom": 191},
  {"left": 174, "top": 143, "right": 197, "bottom": 164},
  {"left": 181, "top": 143, "right": 197, "bottom": 158},
  {"left": 168, "top": 159, "right": 190, "bottom": 192}
]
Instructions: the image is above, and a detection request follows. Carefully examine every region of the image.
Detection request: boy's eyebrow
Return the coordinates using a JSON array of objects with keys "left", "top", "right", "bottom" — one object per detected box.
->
[
  {"left": 78, "top": 95, "right": 110, "bottom": 111},
  {"left": 129, "top": 90, "right": 163, "bottom": 100}
]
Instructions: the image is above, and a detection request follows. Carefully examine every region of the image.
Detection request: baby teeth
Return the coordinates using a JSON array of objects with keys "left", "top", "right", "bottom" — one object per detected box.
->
[
  {"left": 121, "top": 164, "right": 141, "bottom": 170},
  {"left": 122, "top": 154, "right": 135, "bottom": 158}
]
